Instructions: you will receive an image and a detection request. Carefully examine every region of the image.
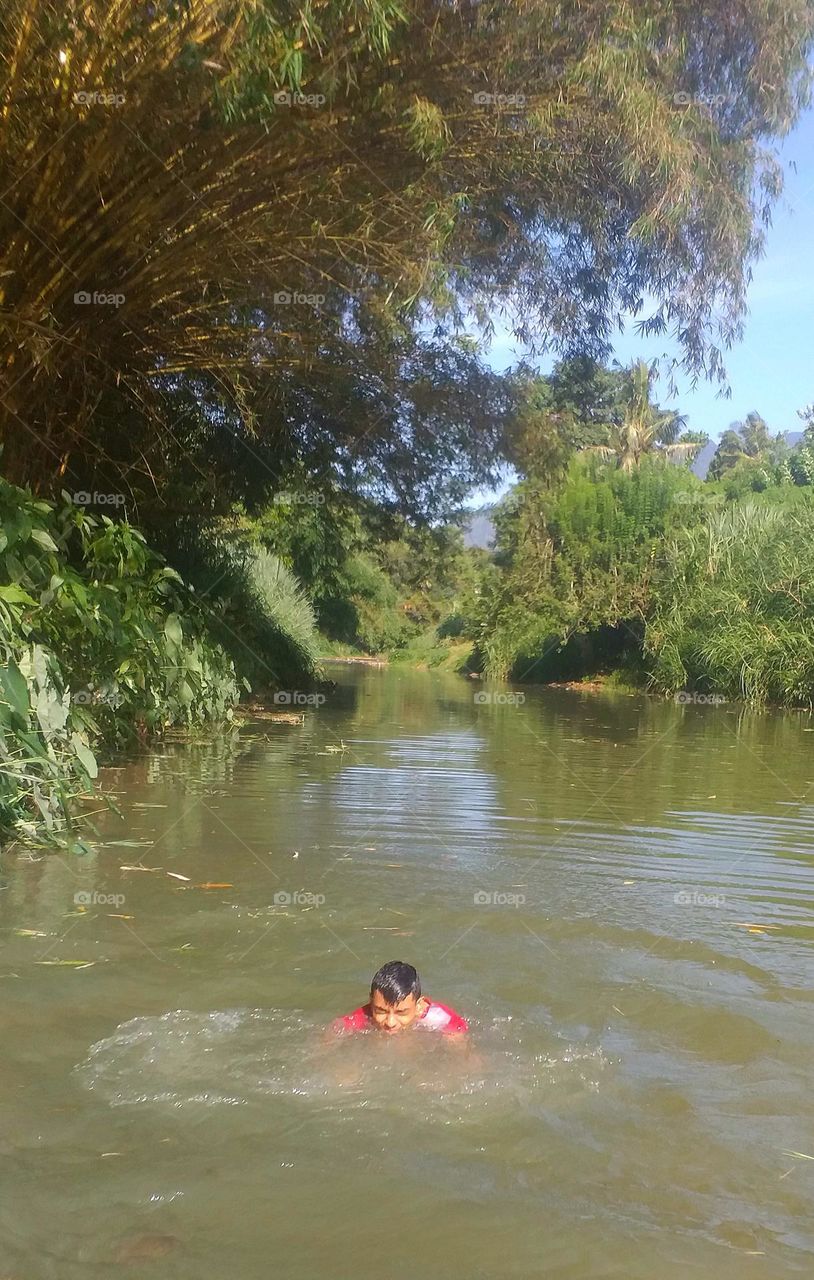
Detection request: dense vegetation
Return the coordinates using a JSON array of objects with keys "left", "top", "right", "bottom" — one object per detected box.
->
[
  {"left": 457, "top": 360, "right": 814, "bottom": 705},
  {"left": 2, "top": 1, "right": 813, "bottom": 843},
  {"left": 646, "top": 495, "right": 814, "bottom": 705},
  {"left": 0, "top": 478, "right": 240, "bottom": 847},
  {"left": 3, "top": 0, "right": 811, "bottom": 517}
]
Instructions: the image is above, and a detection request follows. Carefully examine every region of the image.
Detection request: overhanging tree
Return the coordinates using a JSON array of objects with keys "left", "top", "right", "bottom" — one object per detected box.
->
[{"left": 1, "top": 0, "right": 812, "bottom": 516}]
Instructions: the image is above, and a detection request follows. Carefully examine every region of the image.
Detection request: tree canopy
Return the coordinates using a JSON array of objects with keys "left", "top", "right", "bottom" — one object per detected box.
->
[{"left": 1, "top": 0, "right": 812, "bottom": 518}]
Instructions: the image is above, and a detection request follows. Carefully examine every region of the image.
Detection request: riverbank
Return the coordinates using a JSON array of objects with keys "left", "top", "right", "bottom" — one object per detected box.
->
[{"left": 0, "top": 478, "right": 321, "bottom": 849}]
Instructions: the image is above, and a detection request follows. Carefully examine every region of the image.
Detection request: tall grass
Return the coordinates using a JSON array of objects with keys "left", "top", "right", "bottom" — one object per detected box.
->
[
  {"left": 646, "top": 497, "right": 814, "bottom": 705},
  {"left": 245, "top": 549, "right": 321, "bottom": 681},
  {"left": 157, "top": 526, "right": 321, "bottom": 691}
]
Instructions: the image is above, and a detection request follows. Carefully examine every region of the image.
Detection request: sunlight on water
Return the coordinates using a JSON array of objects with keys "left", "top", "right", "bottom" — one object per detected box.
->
[{"left": 3, "top": 670, "right": 814, "bottom": 1279}]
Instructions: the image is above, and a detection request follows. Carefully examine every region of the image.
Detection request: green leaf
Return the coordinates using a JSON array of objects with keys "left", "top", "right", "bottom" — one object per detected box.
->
[
  {"left": 0, "top": 661, "right": 31, "bottom": 722},
  {"left": 30, "top": 528, "right": 58, "bottom": 553},
  {"left": 70, "top": 733, "right": 98, "bottom": 779},
  {"left": 0, "top": 584, "right": 36, "bottom": 606},
  {"left": 164, "top": 613, "right": 184, "bottom": 646}
]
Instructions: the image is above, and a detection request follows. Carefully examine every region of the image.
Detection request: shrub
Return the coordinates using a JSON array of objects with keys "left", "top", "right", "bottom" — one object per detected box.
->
[
  {"left": 646, "top": 496, "right": 814, "bottom": 705},
  {"left": 153, "top": 525, "right": 321, "bottom": 690},
  {"left": 0, "top": 478, "right": 238, "bottom": 845}
]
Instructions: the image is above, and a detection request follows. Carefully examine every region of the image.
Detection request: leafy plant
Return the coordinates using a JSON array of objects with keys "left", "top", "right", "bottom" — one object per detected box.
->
[{"left": 0, "top": 477, "right": 239, "bottom": 845}]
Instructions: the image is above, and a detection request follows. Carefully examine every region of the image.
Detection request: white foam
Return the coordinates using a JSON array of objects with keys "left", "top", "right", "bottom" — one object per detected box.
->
[{"left": 76, "top": 1009, "right": 613, "bottom": 1116}]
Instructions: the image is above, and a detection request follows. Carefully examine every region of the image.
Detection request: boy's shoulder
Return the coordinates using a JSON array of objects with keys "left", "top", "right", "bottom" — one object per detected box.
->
[
  {"left": 419, "top": 999, "right": 468, "bottom": 1033},
  {"left": 332, "top": 1003, "right": 371, "bottom": 1033}
]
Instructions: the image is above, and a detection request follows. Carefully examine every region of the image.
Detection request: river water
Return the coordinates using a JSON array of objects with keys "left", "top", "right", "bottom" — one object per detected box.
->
[{"left": 2, "top": 665, "right": 813, "bottom": 1278}]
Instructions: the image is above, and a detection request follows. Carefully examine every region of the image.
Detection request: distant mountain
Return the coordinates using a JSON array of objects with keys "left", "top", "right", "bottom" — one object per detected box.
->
[
  {"left": 690, "top": 440, "right": 717, "bottom": 479},
  {"left": 461, "top": 506, "right": 496, "bottom": 549}
]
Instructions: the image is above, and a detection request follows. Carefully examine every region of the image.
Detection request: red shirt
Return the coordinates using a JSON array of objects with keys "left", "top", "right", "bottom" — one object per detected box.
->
[{"left": 332, "top": 999, "right": 468, "bottom": 1035}]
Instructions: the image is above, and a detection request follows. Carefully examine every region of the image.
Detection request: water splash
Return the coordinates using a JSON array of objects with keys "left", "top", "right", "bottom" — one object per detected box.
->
[{"left": 76, "top": 1008, "right": 612, "bottom": 1117}]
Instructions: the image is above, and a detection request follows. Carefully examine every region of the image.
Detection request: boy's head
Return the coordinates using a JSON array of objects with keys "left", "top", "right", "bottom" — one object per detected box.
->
[{"left": 368, "top": 960, "right": 427, "bottom": 1033}]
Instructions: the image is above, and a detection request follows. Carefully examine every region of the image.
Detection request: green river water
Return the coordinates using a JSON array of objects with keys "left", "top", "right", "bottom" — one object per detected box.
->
[{"left": 2, "top": 665, "right": 813, "bottom": 1278}]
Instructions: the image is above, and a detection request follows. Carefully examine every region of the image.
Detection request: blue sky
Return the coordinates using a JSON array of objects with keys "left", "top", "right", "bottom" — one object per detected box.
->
[{"left": 473, "top": 107, "right": 814, "bottom": 503}]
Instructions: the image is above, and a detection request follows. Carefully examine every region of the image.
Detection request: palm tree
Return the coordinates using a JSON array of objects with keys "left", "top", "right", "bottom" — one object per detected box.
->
[{"left": 588, "top": 360, "right": 695, "bottom": 471}]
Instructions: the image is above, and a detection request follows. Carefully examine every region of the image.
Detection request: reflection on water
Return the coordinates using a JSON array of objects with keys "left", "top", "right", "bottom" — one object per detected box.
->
[{"left": 2, "top": 666, "right": 814, "bottom": 1279}]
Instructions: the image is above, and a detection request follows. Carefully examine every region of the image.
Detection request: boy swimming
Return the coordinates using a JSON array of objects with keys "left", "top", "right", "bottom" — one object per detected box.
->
[{"left": 332, "top": 960, "right": 468, "bottom": 1035}]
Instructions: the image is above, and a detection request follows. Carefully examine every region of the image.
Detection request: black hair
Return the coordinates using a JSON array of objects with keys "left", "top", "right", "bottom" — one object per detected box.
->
[{"left": 370, "top": 960, "right": 421, "bottom": 1004}]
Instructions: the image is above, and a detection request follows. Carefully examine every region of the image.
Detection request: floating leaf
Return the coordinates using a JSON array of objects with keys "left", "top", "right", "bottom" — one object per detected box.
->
[{"left": 104, "top": 839, "right": 154, "bottom": 848}]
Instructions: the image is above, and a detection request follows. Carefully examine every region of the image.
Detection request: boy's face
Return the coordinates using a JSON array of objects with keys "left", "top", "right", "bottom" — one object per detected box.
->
[{"left": 369, "top": 988, "right": 428, "bottom": 1033}]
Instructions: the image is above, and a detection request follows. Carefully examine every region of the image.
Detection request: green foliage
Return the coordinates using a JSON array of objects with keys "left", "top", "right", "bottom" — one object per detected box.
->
[
  {"left": 154, "top": 524, "right": 321, "bottom": 691},
  {"left": 646, "top": 495, "right": 814, "bottom": 705},
  {"left": 789, "top": 445, "right": 814, "bottom": 486},
  {"left": 0, "top": 477, "right": 239, "bottom": 845},
  {"left": 708, "top": 427, "right": 748, "bottom": 480},
  {"left": 584, "top": 360, "right": 694, "bottom": 471},
  {"left": 228, "top": 493, "right": 485, "bottom": 658},
  {"left": 3, "top": 0, "right": 813, "bottom": 509},
  {"left": 475, "top": 456, "right": 702, "bottom": 679},
  {"left": 708, "top": 413, "right": 781, "bottom": 480},
  {"left": 506, "top": 358, "right": 629, "bottom": 481}
]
